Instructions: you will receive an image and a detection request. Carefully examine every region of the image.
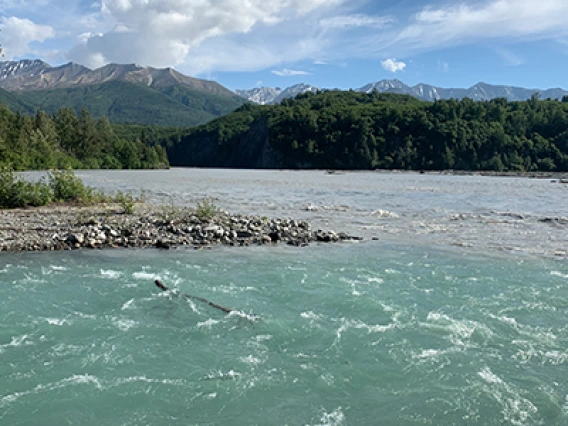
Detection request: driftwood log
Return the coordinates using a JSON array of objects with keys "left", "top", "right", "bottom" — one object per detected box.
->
[{"left": 154, "top": 279, "right": 233, "bottom": 314}]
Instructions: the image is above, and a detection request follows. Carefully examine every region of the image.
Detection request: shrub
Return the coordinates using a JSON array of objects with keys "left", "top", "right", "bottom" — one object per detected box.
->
[
  {"left": 49, "top": 168, "right": 87, "bottom": 202},
  {"left": 114, "top": 190, "right": 136, "bottom": 215},
  {"left": 0, "top": 168, "right": 53, "bottom": 208},
  {"left": 83, "top": 186, "right": 108, "bottom": 204},
  {"left": 15, "top": 178, "right": 53, "bottom": 207},
  {"left": 195, "top": 198, "right": 218, "bottom": 222},
  {"left": 0, "top": 167, "right": 15, "bottom": 208},
  {"left": 0, "top": 167, "right": 140, "bottom": 210}
]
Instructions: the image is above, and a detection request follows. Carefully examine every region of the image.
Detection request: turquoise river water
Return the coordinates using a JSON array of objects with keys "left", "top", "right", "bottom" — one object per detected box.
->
[{"left": 1, "top": 169, "right": 567, "bottom": 425}]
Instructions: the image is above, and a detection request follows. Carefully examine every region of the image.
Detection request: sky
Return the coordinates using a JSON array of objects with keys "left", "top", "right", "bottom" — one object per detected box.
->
[{"left": 1, "top": 0, "right": 568, "bottom": 91}]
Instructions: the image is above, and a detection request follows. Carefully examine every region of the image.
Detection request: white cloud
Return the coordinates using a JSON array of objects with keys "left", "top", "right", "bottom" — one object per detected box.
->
[
  {"left": 68, "top": 0, "right": 342, "bottom": 68},
  {"left": 326, "top": 0, "right": 568, "bottom": 64},
  {"left": 491, "top": 47, "right": 524, "bottom": 66},
  {"left": 391, "top": 0, "right": 568, "bottom": 54},
  {"left": 381, "top": 58, "right": 406, "bottom": 73},
  {"left": 4, "top": 0, "right": 568, "bottom": 78},
  {"left": 180, "top": 20, "right": 333, "bottom": 75},
  {"left": 437, "top": 60, "right": 449, "bottom": 72},
  {"left": 320, "top": 13, "right": 393, "bottom": 29},
  {"left": 272, "top": 68, "right": 311, "bottom": 77},
  {"left": 0, "top": 16, "right": 55, "bottom": 58}
]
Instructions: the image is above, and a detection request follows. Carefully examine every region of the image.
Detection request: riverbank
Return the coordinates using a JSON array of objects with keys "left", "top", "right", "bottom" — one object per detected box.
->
[{"left": 0, "top": 203, "right": 360, "bottom": 253}]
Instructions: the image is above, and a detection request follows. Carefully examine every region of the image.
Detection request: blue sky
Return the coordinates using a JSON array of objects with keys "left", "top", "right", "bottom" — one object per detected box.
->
[{"left": 1, "top": 0, "right": 568, "bottom": 91}]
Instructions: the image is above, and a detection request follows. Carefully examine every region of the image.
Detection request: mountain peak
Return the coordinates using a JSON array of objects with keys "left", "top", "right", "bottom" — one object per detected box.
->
[
  {"left": 0, "top": 59, "right": 51, "bottom": 81},
  {"left": 0, "top": 59, "right": 236, "bottom": 97}
]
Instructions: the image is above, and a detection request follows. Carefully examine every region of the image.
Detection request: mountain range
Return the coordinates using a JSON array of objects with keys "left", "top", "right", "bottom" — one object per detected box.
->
[
  {"left": 237, "top": 79, "right": 568, "bottom": 104},
  {"left": 0, "top": 60, "right": 245, "bottom": 126},
  {"left": 2, "top": 59, "right": 568, "bottom": 128}
]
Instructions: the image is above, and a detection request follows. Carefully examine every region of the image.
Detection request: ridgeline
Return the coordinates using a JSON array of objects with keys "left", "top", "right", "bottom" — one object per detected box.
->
[{"left": 162, "top": 91, "right": 568, "bottom": 172}]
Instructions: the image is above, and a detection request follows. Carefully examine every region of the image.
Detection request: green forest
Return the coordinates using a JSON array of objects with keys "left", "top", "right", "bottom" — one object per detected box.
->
[
  {"left": 0, "top": 104, "right": 168, "bottom": 170},
  {"left": 164, "top": 91, "right": 568, "bottom": 171},
  {"left": 2, "top": 90, "right": 568, "bottom": 172}
]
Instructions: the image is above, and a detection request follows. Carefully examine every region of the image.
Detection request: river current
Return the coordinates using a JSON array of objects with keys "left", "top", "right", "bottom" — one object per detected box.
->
[{"left": 1, "top": 169, "right": 567, "bottom": 425}]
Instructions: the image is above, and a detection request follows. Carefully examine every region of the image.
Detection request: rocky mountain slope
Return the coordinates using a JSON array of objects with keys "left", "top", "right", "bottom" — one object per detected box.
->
[{"left": 0, "top": 60, "right": 234, "bottom": 96}]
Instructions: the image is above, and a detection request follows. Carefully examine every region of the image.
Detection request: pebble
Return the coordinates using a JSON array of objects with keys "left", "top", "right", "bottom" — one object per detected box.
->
[{"left": 0, "top": 203, "right": 361, "bottom": 253}]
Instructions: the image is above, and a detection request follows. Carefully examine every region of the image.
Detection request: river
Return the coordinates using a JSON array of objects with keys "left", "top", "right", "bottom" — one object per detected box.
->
[{"left": 1, "top": 169, "right": 567, "bottom": 425}]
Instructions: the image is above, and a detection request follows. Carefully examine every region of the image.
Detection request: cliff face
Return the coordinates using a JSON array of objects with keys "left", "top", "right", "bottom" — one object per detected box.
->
[
  {"left": 229, "top": 119, "right": 283, "bottom": 168},
  {"left": 167, "top": 118, "right": 283, "bottom": 168}
]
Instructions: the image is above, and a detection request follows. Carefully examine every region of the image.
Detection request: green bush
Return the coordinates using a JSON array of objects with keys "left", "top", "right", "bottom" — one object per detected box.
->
[
  {"left": 195, "top": 198, "right": 218, "bottom": 222},
  {"left": 83, "top": 186, "right": 108, "bottom": 204},
  {"left": 49, "top": 168, "right": 87, "bottom": 202},
  {"left": 14, "top": 178, "right": 53, "bottom": 207},
  {"left": 0, "top": 168, "right": 53, "bottom": 208},
  {"left": 0, "top": 168, "right": 15, "bottom": 207},
  {"left": 114, "top": 190, "right": 136, "bottom": 215},
  {"left": 0, "top": 167, "right": 142, "bottom": 210}
]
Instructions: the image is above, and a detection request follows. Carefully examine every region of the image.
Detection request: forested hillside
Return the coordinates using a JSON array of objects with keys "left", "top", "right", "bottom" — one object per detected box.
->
[
  {"left": 0, "top": 104, "right": 168, "bottom": 170},
  {"left": 0, "top": 81, "right": 245, "bottom": 127},
  {"left": 163, "top": 91, "right": 568, "bottom": 171}
]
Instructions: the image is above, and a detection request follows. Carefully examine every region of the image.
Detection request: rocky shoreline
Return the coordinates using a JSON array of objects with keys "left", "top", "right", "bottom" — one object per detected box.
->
[{"left": 0, "top": 204, "right": 361, "bottom": 253}]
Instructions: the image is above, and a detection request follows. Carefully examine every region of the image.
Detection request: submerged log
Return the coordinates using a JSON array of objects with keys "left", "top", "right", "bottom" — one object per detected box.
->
[{"left": 154, "top": 279, "right": 233, "bottom": 314}]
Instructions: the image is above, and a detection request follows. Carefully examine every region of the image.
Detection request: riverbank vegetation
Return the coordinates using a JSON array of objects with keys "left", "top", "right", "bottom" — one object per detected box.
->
[
  {"left": 0, "top": 168, "right": 138, "bottom": 210},
  {"left": 163, "top": 91, "right": 568, "bottom": 171},
  {"left": 0, "top": 105, "right": 168, "bottom": 170}
]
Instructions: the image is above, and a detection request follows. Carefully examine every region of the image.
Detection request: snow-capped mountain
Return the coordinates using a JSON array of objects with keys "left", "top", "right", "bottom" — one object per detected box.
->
[
  {"left": 238, "top": 83, "right": 322, "bottom": 105},
  {"left": 358, "top": 79, "right": 408, "bottom": 93},
  {"left": 0, "top": 59, "right": 51, "bottom": 81},
  {"left": 273, "top": 84, "right": 321, "bottom": 103},
  {"left": 235, "top": 87, "right": 283, "bottom": 105},
  {"left": 238, "top": 79, "right": 568, "bottom": 104}
]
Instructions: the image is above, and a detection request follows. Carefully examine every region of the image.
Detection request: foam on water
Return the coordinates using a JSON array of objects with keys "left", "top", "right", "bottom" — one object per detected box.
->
[
  {"left": 372, "top": 209, "right": 399, "bottom": 218},
  {"left": 423, "top": 311, "right": 495, "bottom": 346},
  {"left": 301, "top": 311, "right": 323, "bottom": 320},
  {"left": 101, "top": 269, "right": 122, "bottom": 279},
  {"left": 315, "top": 407, "right": 346, "bottom": 426},
  {"left": 131, "top": 271, "right": 158, "bottom": 280},
  {"left": 477, "top": 366, "right": 540, "bottom": 425},
  {"left": 41, "top": 265, "right": 68, "bottom": 275},
  {"left": 551, "top": 271, "right": 568, "bottom": 279},
  {"left": 121, "top": 298, "right": 135, "bottom": 310},
  {"left": 196, "top": 318, "right": 221, "bottom": 329},
  {"left": 334, "top": 318, "right": 396, "bottom": 342},
  {"left": 0, "top": 334, "right": 33, "bottom": 353},
  {"left": 1, "top": 229, "right": 567, "bottom": 425},
  {"left": 113, "top": 318, "right": 137, "bottom": 332},
  {"left": 44, "top": 317, "right": 70, "bottom": 326},
  {"left": 0, "top": 374, "right": 104, "bottom": 409},
  {"left": 203, "top": 370, "right": 242, "bottom": 381}
]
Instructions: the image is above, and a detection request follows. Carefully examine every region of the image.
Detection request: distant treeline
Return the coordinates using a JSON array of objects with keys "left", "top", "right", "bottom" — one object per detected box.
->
[
  {"left": 0, "top": 104, "right": 168, "bottom": 170},
  {"left": 163, "top": 91, "right": 568, "bottom": 171}
]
